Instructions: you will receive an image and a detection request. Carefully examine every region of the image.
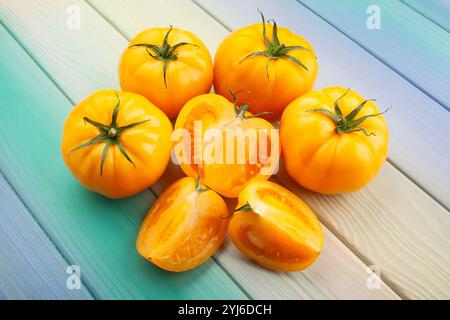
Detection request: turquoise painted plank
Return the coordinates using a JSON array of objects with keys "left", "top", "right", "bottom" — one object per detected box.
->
[
  {"left": 0, "top": 174, "right": 93, "bottom": 299},
  {"left": 402, "top": 0, "right": 450, "bottom": 32},
  {"left": 298, "top": 0, "right": 450, "bottom": 109},
  {"left": 0, "top": 25, "right": 247, "bottom": 299}
]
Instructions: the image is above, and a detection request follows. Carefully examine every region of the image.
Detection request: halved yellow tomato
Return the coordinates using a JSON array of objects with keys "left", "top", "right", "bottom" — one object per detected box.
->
[
  {"left": 174, "top": 91, "right": 279, "bottom": 198},
  {"left": 61, "top": 90, "right": 172, "bottom": 198},
  {"left": 136, "top": 177, "right": 229, "bottom": 272},
  {"left": 229, "top": 180, "right": 323, "bottom": 271}
]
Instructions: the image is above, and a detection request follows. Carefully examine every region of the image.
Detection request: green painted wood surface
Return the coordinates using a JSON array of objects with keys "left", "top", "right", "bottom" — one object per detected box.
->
[{"left": 0, "top": 23, "right": 247, "bottom": 300}]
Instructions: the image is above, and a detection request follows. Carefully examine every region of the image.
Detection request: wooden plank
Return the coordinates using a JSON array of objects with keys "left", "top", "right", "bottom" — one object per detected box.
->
[
  {"left": 0, "top": 174, "right": 93, "bottom": 300},
  {"left": 194, "top": 0, "right": 450, "bottom": 209},
  {"left": 193, "top": 0, "right": 450, "bottom": 299},
  {"left": 90, "top": 0, "right": 399, "bottom": 299},
  {"left": 299, "top": 0, "right": 450, "bottom": 109},
  {"left": 0, "top": 22, "right": 247, "bottom": 299},
  {"left": 0, "top": 0, "right": 398, "bottom": 299},
  {"left": 401, "top": 0, "right": 450, "bottom": 32}
]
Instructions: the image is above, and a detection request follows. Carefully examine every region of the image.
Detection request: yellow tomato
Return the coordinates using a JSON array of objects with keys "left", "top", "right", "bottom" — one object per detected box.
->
[
  {"left": 61, "top": 90, "right": 173, "bottom": 198},
  {"left": 136, "top": 176, "right": 229, "bottom": 272},
  {"left": 229, "top": 180, "right": 323, "bottom": 271},
  {"left": 214, "top": 12, "right": 318, "bottom": 120},
  {"left": 174, "top": 91, "right": 279, "bottom": 198},
  {"left": 119, "top": 26, "right": 213, "bottom": 118},
  {"left": 281, "top": 87, "right": 389, "bottom": 194}
]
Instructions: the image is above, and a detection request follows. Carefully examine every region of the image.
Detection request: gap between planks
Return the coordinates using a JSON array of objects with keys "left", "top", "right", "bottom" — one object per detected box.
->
[{"left": 295, "top": 0, "right": 449, "bottom": 112}]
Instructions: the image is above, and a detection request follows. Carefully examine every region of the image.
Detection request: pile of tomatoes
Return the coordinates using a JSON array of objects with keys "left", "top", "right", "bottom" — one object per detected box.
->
[{"left": 61, "top": 12, "right": 388, "bottom": 272}]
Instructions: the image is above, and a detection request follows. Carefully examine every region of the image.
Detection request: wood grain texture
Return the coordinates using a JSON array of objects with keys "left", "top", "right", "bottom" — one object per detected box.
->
[
  {"left": 401, "top": 0, "right": 450, "bottom": 32},
  {"left": 299, "top": 0, "right": 450, "bottom": 109},
  {"left": 0, "top": 0, "right": 398, "bottom": 299},
  {"left": 194, "top": 0, "right": 450, "bottom": 299},
  {"left": 0, "top": 174, "right": 93, "bottom": 300},
  {"left": 0, "top": 21, "right": 247, "bottom": 300},
  {"left": 195, "top": 0, "right": 450, "bottom": 210}
]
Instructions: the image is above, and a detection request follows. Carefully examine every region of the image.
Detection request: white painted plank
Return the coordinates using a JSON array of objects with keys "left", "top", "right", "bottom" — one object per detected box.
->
[
  {"left": 0, "top": 0, "right": 398, "bottom": 299},
  {"left": 194, "top": 0, "right": 450, "bottom": 210},
  {"left": 194, "top": 0, "right": 450, "bottom": 299},
  {"left": 0, "top": 174, "right": 93, "bottom": 300}
]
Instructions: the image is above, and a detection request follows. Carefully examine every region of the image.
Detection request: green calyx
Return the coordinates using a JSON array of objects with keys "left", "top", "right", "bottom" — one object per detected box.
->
[
  {"left": 235, "top": 202, "right": 252, "bottom": 212},
  {"left": 129, "top": 26, "right": 198, "bottom": 88},
  {"left": 220, "top": 201, "right": 252, "bottom": 220},
  {"left": 309, "top": 89, "right": 389, "bottom": 136},
  {"left": 240, "top": 10, "right": 315, "bottom": 80},
  {"left": 227, "top": 86, "right": 272, "bottom": 119},
  {"left": 68, "top": 92, "right": 150, "bottom": 175},
  {"left": 195, "top": 166, "right": 209, "bottom": 193}
]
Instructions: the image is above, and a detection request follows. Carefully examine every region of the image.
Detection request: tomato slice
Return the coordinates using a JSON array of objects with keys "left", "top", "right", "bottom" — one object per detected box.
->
[
  {"left": 136, "top": 177, "right": 229, "bottom": 272},
  {"left": 229, "top": 180, "right": 323, "bottom": 271}
]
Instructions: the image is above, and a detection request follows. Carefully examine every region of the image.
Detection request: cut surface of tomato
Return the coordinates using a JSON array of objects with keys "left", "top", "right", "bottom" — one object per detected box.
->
[
  {"left": 136, "top": 177, "right": 229, "bottom": 272},
  {"left": 229, "top": 180, "right": 323, "bottom": 271},
  {"left": 174, "top": 93, "right": 279, "bottom": 198}
]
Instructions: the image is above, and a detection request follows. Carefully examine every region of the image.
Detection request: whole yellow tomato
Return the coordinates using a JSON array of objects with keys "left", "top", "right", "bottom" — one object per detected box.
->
[
  {"left": 229, "top": 180, "right": 323, "bottom": 271},
  {"left": 174, "top": 90, "right": 279, "bottom": 198},
  {"left": 119, "top": 26, "right": 213, "bottom": 118},
  {"left": 214, "top": 12, "right": 318, "bottom": 121},
  {"left": 61, "top": 90, "right": 173, "bottom": 199},
  {"left": 136, "top": 176, "right": 229, "bottom": 272},
  {"left": 280, "top": 87, "right": 389, "bottom": 194}
]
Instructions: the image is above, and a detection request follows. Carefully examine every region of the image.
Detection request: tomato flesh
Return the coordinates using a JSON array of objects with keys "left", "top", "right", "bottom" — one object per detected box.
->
[
  {"left": 175, "top": 94, "right": 278, "bottom": 198},
  {"left": 229, "top": 180, "right": 323, "bottom": 271},
  {"left": 136, "top": 177, "right": 229, "bottom": 272}
]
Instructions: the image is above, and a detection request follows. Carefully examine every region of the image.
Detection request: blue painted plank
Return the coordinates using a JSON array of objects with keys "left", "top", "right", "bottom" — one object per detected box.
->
[
  {"left": 0, "top": 24, "right": 247, "bottom": 299},
  {"left": 298, "top": 0, "right": 450, "bottom": 109},
  {"left": 402, "top": 0, "right": 450, "bottom": 32},
  {"left": 0, "top": 174, "right": 93, "bottom": 300}
]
